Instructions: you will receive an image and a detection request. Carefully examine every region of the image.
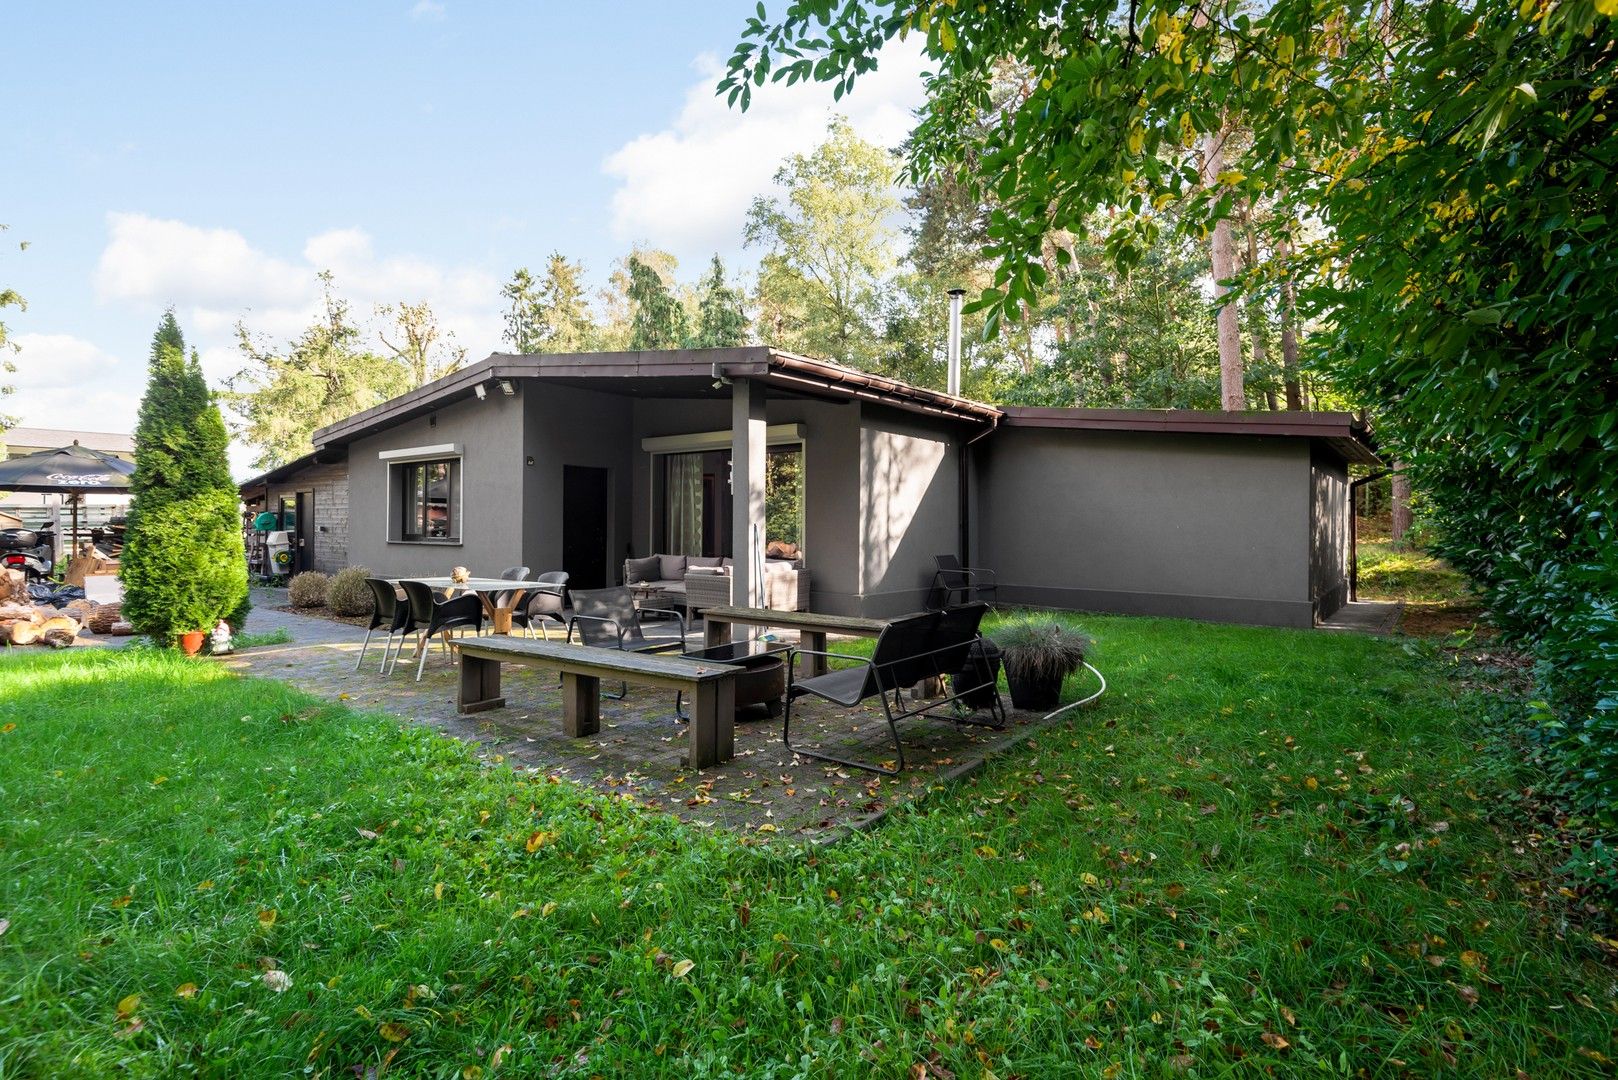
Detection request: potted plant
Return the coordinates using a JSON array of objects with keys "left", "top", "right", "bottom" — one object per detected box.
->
[
  {"left": 990, "top": 618, "right": 1093, "bottom": 711},
  {"left": 178, "top": 629, "right": 207, "bottom": 655}
]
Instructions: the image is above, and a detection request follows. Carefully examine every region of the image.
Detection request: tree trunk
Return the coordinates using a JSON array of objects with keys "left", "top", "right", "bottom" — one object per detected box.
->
[
  {"left": 1390, "top": 466, "right": 1412, "bottom": 547},
  {"left": 1203, "top": 127, "right": 1244, "bottom": 411},
  {"left": 1240, "top": 201, "right": 1276, "bottom": 411},
  {"left": 1275, "top": 233, "right": 1304, "bottom": 410}
]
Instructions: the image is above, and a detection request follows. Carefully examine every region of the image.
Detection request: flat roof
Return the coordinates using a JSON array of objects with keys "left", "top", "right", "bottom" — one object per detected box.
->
[
  {"left": 3, "top": 427, "right": 135, "bottom": 455},
  {"left": 1000, "top": 406, "right": 1380, "bottom": 464},
  {"left": 310, "top": 347, "right": 1001, "bottom": 447}
]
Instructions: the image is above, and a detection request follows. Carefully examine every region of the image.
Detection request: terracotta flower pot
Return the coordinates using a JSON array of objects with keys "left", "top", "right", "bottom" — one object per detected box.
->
[{"left": 179, "top": 630, "right": 206, "bottom": 656}]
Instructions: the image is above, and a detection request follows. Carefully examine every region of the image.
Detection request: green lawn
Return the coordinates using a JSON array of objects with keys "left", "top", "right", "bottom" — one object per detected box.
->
[{"left": 1, "top": 617, "right": 1613, "bottom": 1078}]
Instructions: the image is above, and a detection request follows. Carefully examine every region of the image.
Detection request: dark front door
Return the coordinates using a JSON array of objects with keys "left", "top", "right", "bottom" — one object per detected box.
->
[
  {"left": 562, "top": 466, "right": 609, "bottom": 589},
  {"left": 294, "top": 491, "right": 315, "bottom": 573}
]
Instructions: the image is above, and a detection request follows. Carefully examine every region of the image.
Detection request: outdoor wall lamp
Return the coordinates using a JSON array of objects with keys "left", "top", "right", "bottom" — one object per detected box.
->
[
  {"left": 498, "top": 379, "right": 515, "bottom": 396},
  {"left": 473, "top": 383, "right": 487, "bottom": 401}
]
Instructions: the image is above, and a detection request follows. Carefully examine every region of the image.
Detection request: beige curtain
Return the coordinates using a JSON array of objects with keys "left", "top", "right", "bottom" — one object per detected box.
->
[{"left": 666, "top": 453, "right": 703, "bottom": 555}]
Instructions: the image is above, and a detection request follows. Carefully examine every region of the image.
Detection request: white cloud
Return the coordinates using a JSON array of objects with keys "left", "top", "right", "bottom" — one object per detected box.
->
[
  {"left": 601, "top": 48, "right": 928, "bottom": 264},
  {"left": 8, "top": 333, "right": 138, "bottom": 434},
  {"left": 93, "top": 212, "right": 503, "bottom": 383},
  {"left": 409, "top": 0, "right": 445, "bottom": 21}
]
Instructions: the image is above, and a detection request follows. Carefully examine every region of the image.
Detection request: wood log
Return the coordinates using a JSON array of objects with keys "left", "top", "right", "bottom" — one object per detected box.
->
[
  {"left": 109, "top": 620, "right": 134, "bottom": 636},
  {"left": 40, "top": 615, "right": 81, "bottom": 638},
  {"left": 43, "top": 629, "right": 78, "bottom": 648},
  {"left": 87, "top": 602, "right": 122, "bottom": 635},
  {"left": 8, "top": 620, "right": 41, "bottom": 646},
  {"left": 0, "top": 568, "right": 25, "bottom": 605},
  {"left": 0, "top": 602, "right": 38, "bottom": 624}
]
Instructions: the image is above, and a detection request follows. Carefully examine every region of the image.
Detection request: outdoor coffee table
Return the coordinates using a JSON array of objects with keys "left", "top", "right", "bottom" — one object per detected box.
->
[{"left": 681, "top": 639, "right": 791, "bottom": 718}]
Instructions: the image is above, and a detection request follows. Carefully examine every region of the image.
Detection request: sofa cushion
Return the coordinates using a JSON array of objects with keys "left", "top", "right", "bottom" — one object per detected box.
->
[
  {"left": 658, "top": 554, "right": 688, "bottom": 581},
  {"left": 686, "top": 565, "right": 727, "bottom": 576},
  {"left": 688, "top": 555, "right": 723, "bottom": 568},
  {"left": 625, "top": 555, "right": 660, "bottom": 584}
]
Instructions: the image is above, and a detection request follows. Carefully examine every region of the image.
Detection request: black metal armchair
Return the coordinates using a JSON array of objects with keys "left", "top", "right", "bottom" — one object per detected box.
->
[
  {"left": 398, "top": 579, "right": 484, "bottom": 681},
  {"left": 929, "top": 554, "right": 999, "bottom": 609},
  {"left": 566, "top": 587, "right": 687, "bottom": 700},
  {"left": 356, "top": 577, "right": 410, "bottom": 673},
  {"left": 784, "top": 603, "right": 1004, "bottom": 775}
]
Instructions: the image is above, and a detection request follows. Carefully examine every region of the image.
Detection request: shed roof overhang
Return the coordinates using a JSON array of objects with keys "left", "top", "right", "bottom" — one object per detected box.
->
[
  {"left": 999, "top": 406, "right": 1382, "bottom": 465},
  {"left": 309, "top": 347, "right": 1000, "bottom": 448},
  {"left": 237, "top": 446, "right": 349, "bottom": 501}
]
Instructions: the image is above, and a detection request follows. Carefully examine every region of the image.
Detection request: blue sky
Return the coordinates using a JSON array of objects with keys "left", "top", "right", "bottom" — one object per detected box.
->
[{"left": 4, "top": 2, "right": 924, "bottom": 469}]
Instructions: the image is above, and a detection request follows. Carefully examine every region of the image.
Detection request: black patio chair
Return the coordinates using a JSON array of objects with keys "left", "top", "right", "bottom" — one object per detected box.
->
[
  {"left": 398, "top": 579, "right": 484, "bottom": 681},
  {"left": 356, "top": 577, "right": 410, "bottom": 673},
  {"left": 493, "top": 565, "right": 531, "bottom": 611},
  {"left": 511, "top": 570, "right": 569, "bottom": 640},
  {"left": 928, "top": 554, "right": 999, "bottom": 609},
  {"left": 566, "top": 586, "right": 688, "bottom": 701},
  {"left": 784, "top": 603, "right": 1005, "bottom": 775}
]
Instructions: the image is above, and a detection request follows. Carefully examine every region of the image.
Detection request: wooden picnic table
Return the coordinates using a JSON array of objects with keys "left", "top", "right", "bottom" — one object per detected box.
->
[
  {"left": 388, "top": 576, "right": 563, "bottom": 636},
  {"left": 702, "top": 605, "right": 888, "bottom": 677},
  {"left": 454, "top": 636, "right": 741, "bottom": 768}
]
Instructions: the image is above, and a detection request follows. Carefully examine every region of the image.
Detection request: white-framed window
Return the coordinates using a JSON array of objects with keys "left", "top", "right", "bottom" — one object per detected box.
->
[{"left": 381, "top": 444, "right": 463, "bottom": 544}]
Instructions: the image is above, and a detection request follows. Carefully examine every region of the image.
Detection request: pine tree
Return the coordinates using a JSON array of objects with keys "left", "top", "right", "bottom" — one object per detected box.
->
[
  {"left": 692, "top": 255, "right": 748, "bottom": 347},
  {"left": 626, "top": 255, "right": 688, "bottom": 350},
  {"left": 122, "top": 312, "right": 249, "bottom": 645}
]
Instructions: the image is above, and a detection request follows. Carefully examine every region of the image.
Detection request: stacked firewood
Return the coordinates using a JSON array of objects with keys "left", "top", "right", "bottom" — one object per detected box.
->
[{"left": 0, "top": 569, "right": 132, "bottom": 647}]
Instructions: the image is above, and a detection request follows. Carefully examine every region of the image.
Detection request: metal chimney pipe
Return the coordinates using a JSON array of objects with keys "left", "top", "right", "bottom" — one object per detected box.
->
[{"left": 946, "top": 287, "right": 965, "bottom": 396}]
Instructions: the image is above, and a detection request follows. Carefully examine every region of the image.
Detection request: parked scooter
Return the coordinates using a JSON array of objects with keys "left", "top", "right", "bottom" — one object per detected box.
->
[{"left": 0, "top": 527, "right": 56, "bottom": 582}]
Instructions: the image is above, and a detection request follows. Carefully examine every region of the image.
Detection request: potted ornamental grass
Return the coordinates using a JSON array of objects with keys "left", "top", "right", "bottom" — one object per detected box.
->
[{"left": 990, "top": 617, "right": 1093, "bottom": 711}]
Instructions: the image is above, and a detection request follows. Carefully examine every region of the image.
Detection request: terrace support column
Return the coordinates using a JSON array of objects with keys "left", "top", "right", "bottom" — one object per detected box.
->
[{"left": 731, "top": 377, "right": 767, "bottom": 609}]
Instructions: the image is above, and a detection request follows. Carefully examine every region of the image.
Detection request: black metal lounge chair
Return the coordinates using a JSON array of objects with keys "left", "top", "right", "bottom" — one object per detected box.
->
[
  {"left": 929, "top": 554, "right": 999, "bottom": 609},
  {"left": 566, "top": 587, "right": 688, "bottom": 700},
  {"left": 356, "top": 577, "right": 410, "bottom": 672},
  {"left": 511, "top": 570, "right": 569, "bottom": 640},
  {"left": 783, "top": 602, "right": 1005, "bottom": 775},
  {"left": 398, "top": 579, "right": 484, "bottom": 681}
]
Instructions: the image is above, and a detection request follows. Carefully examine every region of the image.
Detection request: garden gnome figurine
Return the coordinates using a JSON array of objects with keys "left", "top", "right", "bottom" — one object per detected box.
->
[{"left": 210, "top": 619, "right": 233, "bottom": 655}]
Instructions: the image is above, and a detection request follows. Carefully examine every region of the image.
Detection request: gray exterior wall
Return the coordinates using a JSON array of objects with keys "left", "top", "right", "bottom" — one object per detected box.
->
[
  {"left": 977, "top": 427, "right": 1315, "bottom": 627},
  {"left": 522, "top": 383, "right": 635, "bottom": 576},
  {"left": 345, "top": 390, "right": 526, "bottom": 577},
  {"left": 1309, "top": 446, "right": 1350, "bottom": 620},
  {"left": 857, "top": 404, "right": 961, "bottom": 617},
  {"left": 263, "top": 461, "right": 349, "bottom": 574}
]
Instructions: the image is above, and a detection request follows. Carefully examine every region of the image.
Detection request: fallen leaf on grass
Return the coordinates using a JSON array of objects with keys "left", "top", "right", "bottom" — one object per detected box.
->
[
  {"left": 379, "top": 1021, "right": 410, "bottom": 1042},
  {"left": 175, "top": 982, "right": 199, "bottom": 999},
  {"left": 356, "top": 828, "right": 379, "bottom": 840},
  {"left": 0, "top": 918, "right": 9, "bottom": 937},
  {"left": 490, "top": 1045, "right": 511, "bottom": 1069},
  {"left": 541, "top": 901, "right": 557, "bottom": 918},
  {"left": 258, "top": 908, "right": 277, "bottom": 929},
  {"left": 1260, "top": 1032, "right": 1290, "bottom": 1051},
  {"left": 525, "top": 830, "right": 557, "bottom": 853},
  {"left": 263, "top": 970, "right": 293, "bottom": 993},
  {"left": 1459, "top": 950, "right": 1485, "bottom": 971},
  {"left": 110, "top": 895, "right": 132, "bottom": 909},
  {"left": 116, "top": 994, "right": 140, "bottom": 1019},
  {"left": 1, "top": 723, "right": 15, "bottom": 733},
  {"left": 671, "top": 959, "right": 695, "bottom": 978},
  {"left": 1457, "top": 985, "right": 1479, "bottom": 1006}
]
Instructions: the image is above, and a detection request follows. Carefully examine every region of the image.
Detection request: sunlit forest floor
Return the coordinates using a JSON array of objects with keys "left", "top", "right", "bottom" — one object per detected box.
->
[{"left": 1355, "top": 514, "right": 1487, "bottom": 638}]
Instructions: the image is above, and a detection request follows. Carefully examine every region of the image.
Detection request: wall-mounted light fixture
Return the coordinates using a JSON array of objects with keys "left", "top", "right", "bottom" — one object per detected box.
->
[
  {"left": 498, "top": 379, "right": 515, "bottom": 396},
  {"left": 525, "top": 455, "right": 535, "bottom": 467},
  {"left": 473, "top": 383, "right": 488, "bottom": 401}
]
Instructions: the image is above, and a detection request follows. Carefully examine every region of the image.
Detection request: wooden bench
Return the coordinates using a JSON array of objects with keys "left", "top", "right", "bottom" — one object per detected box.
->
[
  {"left": 702, "top": 606, "right": 888, "bottom": 678},
  {"left": 454, "top": 637, "right": 741, "bottom": 769}
]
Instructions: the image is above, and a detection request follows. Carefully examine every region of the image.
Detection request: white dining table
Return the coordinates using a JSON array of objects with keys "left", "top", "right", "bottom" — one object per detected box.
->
[{"left": 387, "top": 576, "right": 563, "bottom": 636}]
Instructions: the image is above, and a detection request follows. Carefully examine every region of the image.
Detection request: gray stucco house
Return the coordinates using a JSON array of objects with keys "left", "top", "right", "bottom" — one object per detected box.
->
[{"left": 239, "top": 347, "right": 1377, "bottom": 628}]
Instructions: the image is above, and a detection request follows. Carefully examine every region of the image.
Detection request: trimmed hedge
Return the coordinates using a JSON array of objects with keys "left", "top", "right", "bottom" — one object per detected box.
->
[
  {"left": 327, "top": 567, "right": 374, "bottom": 617},
  {"left": 288, "top": 572, "right": 330, "bottom": 609}
]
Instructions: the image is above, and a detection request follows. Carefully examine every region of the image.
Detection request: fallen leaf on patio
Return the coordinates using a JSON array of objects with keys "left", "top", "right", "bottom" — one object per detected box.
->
[
  {"left": 671, "top": 959, "right": 695, "bottom": 978},
  {"left": 116, "top": 994, "right": 140, "bottom": 1019},
  {"left": 1260, "top": 1032, "right": 1290, "bottom": 1050},
  {"left": 175, "top": 982, "right": 198, "bottom": 999},
  {"left": 258, "top": 908, "right": 277, "bottom": 929},
  {"left": 756, "top": 823, "right": 777, "bottom": 833},
  {"left": 263, "top": 970, "right": 293, "bottom": 993},
  {"left": 379, "top": 1021, "right": 410, "bottom": 1042}
]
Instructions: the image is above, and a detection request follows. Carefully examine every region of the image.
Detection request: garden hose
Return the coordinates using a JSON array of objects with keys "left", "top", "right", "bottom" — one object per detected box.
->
[{"left": 1041, "top": 661, "right": 1107, "bottom": 720}]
